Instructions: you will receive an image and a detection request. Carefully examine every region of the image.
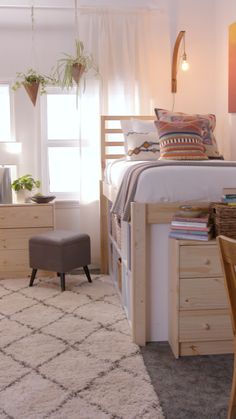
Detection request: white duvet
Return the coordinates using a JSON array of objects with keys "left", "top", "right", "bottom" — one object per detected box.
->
[{"left": 105, "top": 158, "right": 236, "bottom": 203}]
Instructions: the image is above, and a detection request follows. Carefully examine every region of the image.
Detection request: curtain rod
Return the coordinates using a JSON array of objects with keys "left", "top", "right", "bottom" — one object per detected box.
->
[
  {"left": 0, "top": 5, "right": 77, "bottom": 10},
  {"left": 0, "top": 4, "right": 162, "bottom": 11}
]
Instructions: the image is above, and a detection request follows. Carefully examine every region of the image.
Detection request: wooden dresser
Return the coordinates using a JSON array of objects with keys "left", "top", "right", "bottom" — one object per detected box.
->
[
  {"left": 0, "top": 203, "right": 55, "bottom": 278},
  {"left": 168, "top": 238, "right": 233, "bottom": 357}
]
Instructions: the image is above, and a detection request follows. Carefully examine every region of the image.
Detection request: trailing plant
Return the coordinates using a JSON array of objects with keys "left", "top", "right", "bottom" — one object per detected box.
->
[
  {"left": 11, "top": 174, "right": 41, "bottom": 192},
  {"left": 53, "top": 40, "right": 98, "bottom": 90},
  {"left": 12, "top": 68, "right": 58, "bottom": 95}
]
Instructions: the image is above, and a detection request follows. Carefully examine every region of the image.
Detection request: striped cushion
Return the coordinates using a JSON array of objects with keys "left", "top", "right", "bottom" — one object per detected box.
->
[
  {"left": 155, "top": 120, "right": 208, "bottom": 160},
  {"left": 154, "top": 108, "right": 220, "bottom": 158}
]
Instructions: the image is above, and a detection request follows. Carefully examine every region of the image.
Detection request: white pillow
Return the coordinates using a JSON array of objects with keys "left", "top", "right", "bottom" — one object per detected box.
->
[
  {"left": 120, "top": 119, "right": 160, "bottom": 161},
  {"left": 131, "top": 119, "right": 156, "bottom": 133}
]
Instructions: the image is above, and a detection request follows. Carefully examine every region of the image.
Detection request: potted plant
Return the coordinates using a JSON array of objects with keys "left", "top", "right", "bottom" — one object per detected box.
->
[
  {"left": 11, "top": 174, "right": 41, "bottom": 203},
  {"left": 53, "top": 40, "right": 98, "bottom": 90},
  {"left": 12, "top": 68, "right": 57, "bottom": 105}
]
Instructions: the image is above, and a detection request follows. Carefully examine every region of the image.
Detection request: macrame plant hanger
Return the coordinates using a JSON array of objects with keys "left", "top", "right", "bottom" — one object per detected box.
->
[
  {"left": 23, "top": 3, "right": 39, "bottom": 106},
  {"left": 71, "top": 0, "right": 85, "bottom": 86}
]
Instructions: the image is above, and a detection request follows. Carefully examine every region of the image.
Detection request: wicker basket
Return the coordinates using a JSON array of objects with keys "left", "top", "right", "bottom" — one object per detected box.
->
[{"left": 212, "top": 203, "right": 236, "bottom": 239}]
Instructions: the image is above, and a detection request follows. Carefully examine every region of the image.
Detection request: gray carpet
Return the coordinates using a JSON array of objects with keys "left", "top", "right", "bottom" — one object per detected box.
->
[{"left": 141, "top": 342, "right": 233, "bottom": 419}]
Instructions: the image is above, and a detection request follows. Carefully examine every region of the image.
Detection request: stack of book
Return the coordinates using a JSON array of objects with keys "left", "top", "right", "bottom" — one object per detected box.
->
[
  {"left": 222, "top": 187, "right": 236, "bottom": 205},
  {"left": 169, "top": 211, "right": 213, "bottom": 241}
]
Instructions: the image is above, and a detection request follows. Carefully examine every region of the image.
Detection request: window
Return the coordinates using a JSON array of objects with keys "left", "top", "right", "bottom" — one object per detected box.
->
[
  {"left": 41, "top": 89, "right": 82, "bottom": 200},
  {"left": 40, "top": 82, "right": 100, "bottom": 202},
  {"left": 0, "top": 84, "right": 17, "bottom": 185},
  {"left": 0, "top": 84, "right": 14, "bottom": 142}
]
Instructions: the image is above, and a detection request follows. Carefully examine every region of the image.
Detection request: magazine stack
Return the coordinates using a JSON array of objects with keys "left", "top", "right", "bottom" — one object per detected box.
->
[{"left": 169, "top": 206, "right": 213, "bottom": 241}]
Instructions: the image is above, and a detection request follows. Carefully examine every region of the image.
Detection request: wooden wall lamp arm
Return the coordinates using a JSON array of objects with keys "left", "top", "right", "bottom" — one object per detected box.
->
[{"left": 171, "top": 30, "right": 185, "bottom": 93}]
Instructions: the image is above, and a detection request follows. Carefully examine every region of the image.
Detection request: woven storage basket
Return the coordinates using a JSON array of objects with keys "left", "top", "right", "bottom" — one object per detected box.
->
[{"left": 212, "top": 203, "right": 236, "bottom": 239}]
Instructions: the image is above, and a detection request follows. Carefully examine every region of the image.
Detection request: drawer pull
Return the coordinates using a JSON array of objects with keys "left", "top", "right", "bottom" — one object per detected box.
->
[
  {"left": 203, "top": 323, "right": 210, "bottom": 330},
  {"left": 204, "top": 258, "right": 211, "bottom": 266}
]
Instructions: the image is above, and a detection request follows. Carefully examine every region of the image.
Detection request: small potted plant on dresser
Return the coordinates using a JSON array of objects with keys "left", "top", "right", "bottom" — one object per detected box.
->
[{"left": 11, "top": 174, "right": 41, "bottom": 203}]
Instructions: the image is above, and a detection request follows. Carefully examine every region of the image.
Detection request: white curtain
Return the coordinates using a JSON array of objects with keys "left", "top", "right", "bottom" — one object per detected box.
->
[
  {"left": 78, "top": 7, "right": 170, "bottom": 114},
  {"left": 74, "top": 7, "right": 170, "bottom": 265}
]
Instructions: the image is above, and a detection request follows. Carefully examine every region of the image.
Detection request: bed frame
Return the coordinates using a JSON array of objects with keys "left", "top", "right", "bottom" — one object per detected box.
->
[{"left": 100, "top": 115, "right": 209, "bottom": 346}]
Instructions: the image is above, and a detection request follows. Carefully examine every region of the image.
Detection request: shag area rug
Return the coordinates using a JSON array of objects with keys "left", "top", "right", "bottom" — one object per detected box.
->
[{"left": 0, "top": 274, "right": 164, "bottom": 419}]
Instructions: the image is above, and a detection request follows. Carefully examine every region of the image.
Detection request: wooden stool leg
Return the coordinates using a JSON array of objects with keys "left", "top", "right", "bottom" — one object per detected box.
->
[
  {"left": 29, "top": 269, "right": 37, "bottom": 287},
  {"left": 83, "top": 266, "right": 92, "bottom": 283},
  {"left": 60, "top": 273, "right": 66, "bottom": 291}
]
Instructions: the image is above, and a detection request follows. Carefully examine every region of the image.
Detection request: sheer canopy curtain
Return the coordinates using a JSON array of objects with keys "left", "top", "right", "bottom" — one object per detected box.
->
[{"left": 75, "top": 7, "right": 170, "bottom": 265}]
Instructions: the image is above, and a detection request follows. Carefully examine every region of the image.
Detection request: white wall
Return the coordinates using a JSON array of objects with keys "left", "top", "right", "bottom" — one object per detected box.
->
[
  {"left": 0, "top": 0, "right": 234, "bottom": 266},
  {"left": 215, "top": 0, "right": 236, "bottom": 160}
]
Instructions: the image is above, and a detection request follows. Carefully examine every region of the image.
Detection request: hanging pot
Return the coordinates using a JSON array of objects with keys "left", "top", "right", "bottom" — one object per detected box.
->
[
  {"left": 23, "top": 81, "right": 40, "bottom": 106},
  {"left": 71, "top": 63, "right": 85, "bottom": 85}
]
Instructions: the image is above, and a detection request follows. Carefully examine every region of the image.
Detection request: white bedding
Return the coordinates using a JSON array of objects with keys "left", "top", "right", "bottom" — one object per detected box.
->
[{"left": 105, "top": 158, "right": 236, "bottom": 203}]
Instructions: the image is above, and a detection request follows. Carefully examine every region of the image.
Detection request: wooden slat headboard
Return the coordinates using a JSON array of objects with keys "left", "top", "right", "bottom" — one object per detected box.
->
[{"left": 100, "top": 115, "right": 155, "bottom": 173}]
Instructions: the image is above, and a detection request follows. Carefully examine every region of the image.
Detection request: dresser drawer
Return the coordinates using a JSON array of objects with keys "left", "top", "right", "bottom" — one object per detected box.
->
[
  {"left": 179, "top": 245, "right": 222, "bottom": 278},
  {"left": 0, "top": 250, "right": 29, "bottom": 272},
  {"left": 179, "top": 340, "right": 233, "bottom": 356},
  {"left": 0, "top": 204, "right": 54, "bottom": 228},
  {"left": 180, "top": 277, "right": 228, "bottom": 310},
  {"left": 179, "top": 310, "right": 233, "bottom": 341},
  {"left": 0, "top": 227, "right": 53, "bottom": 250}
]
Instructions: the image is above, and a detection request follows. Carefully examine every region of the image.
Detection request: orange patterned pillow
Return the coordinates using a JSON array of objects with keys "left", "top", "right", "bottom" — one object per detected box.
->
[
  {"left": 154, "top": 120, "right": 208, "bottom": 160},
  {"left": 154, "top": 108, "right": 220, "bottom": 158}
]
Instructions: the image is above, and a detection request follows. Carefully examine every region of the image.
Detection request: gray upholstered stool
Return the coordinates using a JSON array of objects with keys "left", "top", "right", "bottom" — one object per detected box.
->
[{"left": 29, "top": 230, "right": 92, "bottom": 291}]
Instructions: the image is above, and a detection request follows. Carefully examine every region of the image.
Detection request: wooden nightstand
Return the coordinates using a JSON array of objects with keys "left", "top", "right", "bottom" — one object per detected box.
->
[
  {"left": 0, "top": 203, "right": 55, "bottom": 278},
  {"left": 168, "top": 238, "right": 233, "bottom": 357}
]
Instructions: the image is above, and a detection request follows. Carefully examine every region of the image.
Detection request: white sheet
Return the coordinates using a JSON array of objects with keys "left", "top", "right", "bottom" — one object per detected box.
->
[{"left": 105, "top": 158, "right": 236, "bottom": 203}]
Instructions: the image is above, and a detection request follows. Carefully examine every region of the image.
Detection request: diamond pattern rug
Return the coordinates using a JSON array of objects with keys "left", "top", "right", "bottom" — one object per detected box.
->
[{"left": 0, "top": 274, "right": 164, "bottom": 419}]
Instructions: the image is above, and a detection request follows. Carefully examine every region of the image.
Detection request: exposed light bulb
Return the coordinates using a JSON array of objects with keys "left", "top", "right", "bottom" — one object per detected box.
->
[{"left": 181, "top": 53, "right": 189, "bottom": 71}]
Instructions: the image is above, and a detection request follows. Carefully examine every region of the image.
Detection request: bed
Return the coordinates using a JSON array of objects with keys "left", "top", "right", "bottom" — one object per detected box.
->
[{"left": 100, "top": 115, "right": 236, "bottom": 346}]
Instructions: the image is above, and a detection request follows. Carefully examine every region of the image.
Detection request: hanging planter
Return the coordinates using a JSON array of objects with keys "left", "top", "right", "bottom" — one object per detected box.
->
[
  {"left": 71, "top": 63, "right": 85, "bottom": 85},
  {"left": 22, "top": 81, "right": 39, "bottom": 106},
  {"left": 53, "top": 40, "right": 98, "bottom": 90},
  {"left": 12, "top": 68, "right": 58, "bottom": 106}
]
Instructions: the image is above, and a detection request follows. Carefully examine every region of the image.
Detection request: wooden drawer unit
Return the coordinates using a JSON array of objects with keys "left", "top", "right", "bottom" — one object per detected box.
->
[
  {"left": 169, "top": 238, "right": 233, "bottom": 358},
  {"left": 0, "top": 203, "right": 55, "bottom": 278}
]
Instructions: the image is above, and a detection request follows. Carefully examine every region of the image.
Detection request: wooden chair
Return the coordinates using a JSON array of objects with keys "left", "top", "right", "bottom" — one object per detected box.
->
[{"left": 217, "top": 235, "right": 236, "bottom": 419}]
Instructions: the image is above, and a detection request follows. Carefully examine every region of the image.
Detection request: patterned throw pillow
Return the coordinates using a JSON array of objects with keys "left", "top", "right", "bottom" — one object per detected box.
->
[
  {"left": 154, "top": 108, "right": 220, "bottom": 158},
  {"left": 120, "top": 119, "right": 160, "bottom": 161},
  {"left": 154, "top": 119, "right": 208, "bottom": 160}
]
